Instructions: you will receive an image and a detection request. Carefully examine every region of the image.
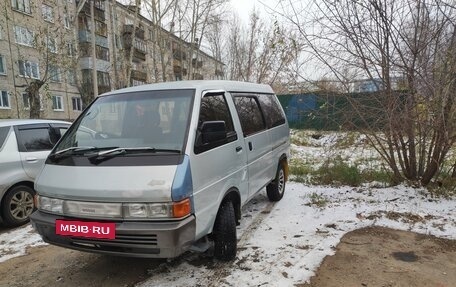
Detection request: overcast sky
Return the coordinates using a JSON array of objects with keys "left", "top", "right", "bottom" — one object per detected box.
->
[{"left": 229, "top": 0, "right": 279, "bottom": 24}]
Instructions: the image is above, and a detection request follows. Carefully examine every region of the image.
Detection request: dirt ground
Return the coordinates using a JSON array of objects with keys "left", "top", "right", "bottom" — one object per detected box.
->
[
  {"left": 0, "top": 226, "right": 455, "bottom": 286},
  {"left": 301, "top": 226, "right": 456, "bottom": 287}
]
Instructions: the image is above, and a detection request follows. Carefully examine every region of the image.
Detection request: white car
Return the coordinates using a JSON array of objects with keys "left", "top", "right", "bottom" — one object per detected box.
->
[
  {"left": 31, "top": 80, "right": 290, "bottom": 261},
  {"left": 0, "top": 119, "right": 71, "bottom": 227}
]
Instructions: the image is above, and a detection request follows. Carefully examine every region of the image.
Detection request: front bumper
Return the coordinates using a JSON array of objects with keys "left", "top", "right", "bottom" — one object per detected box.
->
[{"left": 30, "top": 211, "right": 196, "bottom": 258}]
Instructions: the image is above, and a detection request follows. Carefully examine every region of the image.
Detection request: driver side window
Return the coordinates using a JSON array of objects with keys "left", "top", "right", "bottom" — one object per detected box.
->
[
  {"left": 198, "top": 94, "right": 234, "bottom": 132},
  {"left": 194, "top": 93, "right": 236, "bottom": 154}
]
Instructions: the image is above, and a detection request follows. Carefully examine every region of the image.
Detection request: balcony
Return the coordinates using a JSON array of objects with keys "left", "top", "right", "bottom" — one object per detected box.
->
[
  {"left": 98, "top": 85, "right": 111, "bottom": 94},
  {"left": 173, "top": 64, "right": 181, "bottom": 74},
  {"left": 192, "top": 59, "right": 203, "bottom": 68},
  {"left": 79, "top": 57, "right": 111, "bottom": 72},
  {"left": 123, "top": 35, "right": 147, "bottom": 61},
  {"left": 215, "top": 69, "right": 224, "bottom": 77},
  {"left": 123, "top": 24, "right": 145, "bottom": 40},
  {"left": 173, "top": 49, "right": 187, "bottom": 60},
  {"left": 79, "top": 2, "right": 105, "bottom": 21},
  {"left": 130, "top": 49, "right": 146, "bottom": 61},
  {"left": 78, "top": 30, "right": 109, "bottom": 48},
  {"left": 131, "top": 70, "right": 147, "bottom": 82},
  {"left": 81, "top": 83, "right": 111, "bottom": 96},
  {"left": 192, "top": 73, "right": 203, "bottom": 80}
]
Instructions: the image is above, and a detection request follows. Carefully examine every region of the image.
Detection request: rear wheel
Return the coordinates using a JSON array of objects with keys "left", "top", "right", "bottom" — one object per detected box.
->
[
  {"left": 266, "top": 162, "right": 286, "bottom": 201},
  {"left": 1, "top": 185, "right": 35, "bottom": 227},
  {"left": 213, "top": 201, "right": 237, "bottom": 261}
]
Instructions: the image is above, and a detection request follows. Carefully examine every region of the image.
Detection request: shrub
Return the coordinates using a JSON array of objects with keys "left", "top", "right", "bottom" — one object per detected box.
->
[{"left": 313, "top": 157, "right": 362, "bottom": 186}]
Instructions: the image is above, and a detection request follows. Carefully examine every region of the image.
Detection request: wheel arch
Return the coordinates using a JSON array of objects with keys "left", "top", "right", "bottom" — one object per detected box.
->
[
  {"left": 279, "top": 153, "right": 289, "bottom": 181},
  {"left": 219, "top": 188, "right": 241, "bottom": 225}
]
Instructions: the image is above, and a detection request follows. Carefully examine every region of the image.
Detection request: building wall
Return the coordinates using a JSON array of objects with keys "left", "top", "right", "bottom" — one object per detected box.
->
[
  {"left": 0, "top": 0, "right": 82, "bottom": 120},
  {"left": 0, "top": 0, "right": 224, "bottom": 120}
]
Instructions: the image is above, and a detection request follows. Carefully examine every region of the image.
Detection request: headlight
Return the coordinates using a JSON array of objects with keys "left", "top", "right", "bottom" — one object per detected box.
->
[
  {"left": 123, "top": 203, "right": 172, "bottom": 219},
  {"left": 35, "top": 196, "right": 191, "bottom": 219},
  {"left": 37, "top": 196, "right": 63, "bottom": 214}
]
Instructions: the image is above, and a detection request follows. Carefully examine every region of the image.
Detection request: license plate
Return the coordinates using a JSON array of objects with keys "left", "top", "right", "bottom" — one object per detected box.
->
[{"left": 56, "top": 220, "right": 116, "bottom": 240}]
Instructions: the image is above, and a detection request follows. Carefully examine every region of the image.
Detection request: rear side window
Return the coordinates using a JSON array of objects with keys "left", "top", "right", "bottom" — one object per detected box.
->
[
  {"left": 257, "top": 94, "right": 286, "bottom": 128},
  {"left": 233, "top": 95, "right": 266, "bottom": 137},
  {"left": 17, "top": 127, "right": 53, "bottom": 152},
  {"left": 0, "top": 126, "right": 10, "bottom": 149}
]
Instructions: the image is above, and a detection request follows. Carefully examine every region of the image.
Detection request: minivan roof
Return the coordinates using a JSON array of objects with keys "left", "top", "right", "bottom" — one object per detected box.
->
[{"left": 101, "top": 80, "right": 275, "bottom": 97}]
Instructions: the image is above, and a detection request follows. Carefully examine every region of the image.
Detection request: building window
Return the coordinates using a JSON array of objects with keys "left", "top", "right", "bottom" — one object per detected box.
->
[
  {"left": 131, "top": 79, "right": 145, "bottom": 86},
  {"left": 67, "top": 42, "right": 75, "bottom": 57},
  {"left": 67, "top": 70, "right": 76, "bottom": 85},
  {"left": 14, "top": 26, "right": 34, "bottom": 46},
  {"left": 11, "top": 0, "right": 31, "bottom": 14},
  {"left": 134, "top": 38, "right": 147, "bottom": 53},
  {"left": 94, "top": 20, "right": 107, "bottom": 37},
  {"left": 23, "top": 93, "right": 44, "bottom": 110},
  {"left": 22, "top": 92, "right": 30, "bottom": 109},
  {"left": 18, "top": 60, "right": 40, "bottom": 79},
  {"left": 94, "top": 0, "right": 105, "bottom": 10},
  {"left": 42, "top": 4, "right": 54, "bottom": 23},
  {"left": 49, "top": 65, "right": 61, "bottom": 82},
  {"left": 64, "top": 13, "right": 71, "bottom": 29},
  {"left": 97, "top": 71, "right": 110, "bottom": 87},
  {"left": 149, "top": 29, "right": 154, "bottom": 41},
  {"left": 125, "top": 17, "right": 133, "bottom": 25},
  {"left": 0, "top": 91, "right": 10, "bottom": 108},
  {"left": 0, "top": 55, "right": 6, "bottom": 75},
  {"left": 95, "top": 45, "right": 109, "bottom": 61},
  {"left": 52, "top": 95, "right": 64, "bottom": 111},
  {"left": 115, "top": 35, "right": 122, "bottom": 49},
  {"left": 72, "top": 97, "right": 82, "bottom": 111},
  {"left": 46, "top": 36, "right": 57, "bottom": 53}
]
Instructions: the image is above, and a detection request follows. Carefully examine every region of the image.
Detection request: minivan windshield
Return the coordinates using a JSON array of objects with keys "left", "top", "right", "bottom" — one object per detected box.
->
[{"left": 53, "top": 89, "right": 194, "bottom": 157}]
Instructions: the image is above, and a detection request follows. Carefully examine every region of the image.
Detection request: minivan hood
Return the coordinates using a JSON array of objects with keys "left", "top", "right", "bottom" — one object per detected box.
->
[{"left": 35, "top": 165, "right": 177, "bottom": 202}]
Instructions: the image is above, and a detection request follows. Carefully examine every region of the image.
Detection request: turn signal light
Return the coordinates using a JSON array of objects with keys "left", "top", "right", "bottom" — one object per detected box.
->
[{"left": 172, "top": 198, "right": 191, "bottom": 218}]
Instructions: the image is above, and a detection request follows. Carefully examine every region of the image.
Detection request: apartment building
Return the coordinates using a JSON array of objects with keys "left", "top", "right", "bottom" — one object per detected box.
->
[{"left": 0, "top": 0, "right": 225, "bottom": 120}]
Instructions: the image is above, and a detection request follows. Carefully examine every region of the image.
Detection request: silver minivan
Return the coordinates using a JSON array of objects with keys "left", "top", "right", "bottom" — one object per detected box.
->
[
  {"left": 30, "top": 81, "right": 290, "bottom": 260},
  {"left": 0, "top": 119, "right": 70, "bottom": 227}
]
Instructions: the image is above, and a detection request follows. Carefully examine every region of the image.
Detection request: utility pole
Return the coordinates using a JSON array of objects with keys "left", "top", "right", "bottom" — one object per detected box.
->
[{"left": 91, "top": 0, "right": 98, "bottom": 96}]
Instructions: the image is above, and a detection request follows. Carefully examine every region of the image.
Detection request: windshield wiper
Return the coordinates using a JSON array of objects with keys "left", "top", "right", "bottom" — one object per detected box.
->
[
  {"left": 48, "top": 146, "right": 98, "bottom": 161},
  {"left": 53, "top": 146, "right": 97, "bottom": 156},
  {"left": 87, "top": 147, "right": 182, "bottom": 164}
]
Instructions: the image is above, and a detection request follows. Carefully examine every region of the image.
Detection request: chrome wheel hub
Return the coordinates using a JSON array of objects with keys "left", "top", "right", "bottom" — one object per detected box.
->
[{"left": 10, "top": 191, "right": 34, "bottom": 220}]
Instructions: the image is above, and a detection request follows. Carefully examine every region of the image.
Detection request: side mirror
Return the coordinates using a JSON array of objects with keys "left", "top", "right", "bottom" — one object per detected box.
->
[{"left": 200, "top": 121, "right": 227, "bottom": 144}]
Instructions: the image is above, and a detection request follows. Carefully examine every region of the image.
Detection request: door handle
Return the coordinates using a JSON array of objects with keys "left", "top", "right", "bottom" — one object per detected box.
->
[
  {"left": 25, "top": 157, "right": 38, "bottom": 163},
  {"left": 236, "top": 146, "right": 243, "bottom": 152},
  {"left": 248, "top": 142, "right": 253, "bottom": 151}
]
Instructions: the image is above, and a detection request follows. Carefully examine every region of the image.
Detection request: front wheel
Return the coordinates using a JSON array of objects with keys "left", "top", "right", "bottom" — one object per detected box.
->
[
  {"left": 266, "top": 162, "right": 286, "bottom": 201},
  {"left": 213, "top": 201, "right": 237, "bottom": 261},
  {"left": 1, "top": 185, "right": 35, "bottom": 227}
]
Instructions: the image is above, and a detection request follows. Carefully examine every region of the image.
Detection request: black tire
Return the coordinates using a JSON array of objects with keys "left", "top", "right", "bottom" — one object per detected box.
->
[
  {"left": 1, "top": 185, "right": 35, "bottom": 227},
  {"left": 213, "top": 200, "right": 237, "bottom": 261},
  {"left": 266, "top": 162, "right": 286, "bottom": 202}
]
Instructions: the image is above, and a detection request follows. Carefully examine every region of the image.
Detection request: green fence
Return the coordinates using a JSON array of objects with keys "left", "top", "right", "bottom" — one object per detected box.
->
[{"left": 278, "top": 92, "right": 405, "bottom": 131}]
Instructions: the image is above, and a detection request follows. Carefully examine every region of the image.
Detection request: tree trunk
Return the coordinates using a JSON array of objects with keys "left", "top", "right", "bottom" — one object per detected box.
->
[{"left": 26, "top": 80, "right": 45, "bottom": 119}]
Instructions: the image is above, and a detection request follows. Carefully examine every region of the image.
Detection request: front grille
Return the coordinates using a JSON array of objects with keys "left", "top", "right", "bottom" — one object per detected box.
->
[
  {"left": 71, "top": 233, "right": 158, "bottom": 246},
  {"left": 114, "top": 234, "right": 158, "bottom": 245},
  {"left": 69, "top": 233, "right": 160, "bottom": 254}
]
